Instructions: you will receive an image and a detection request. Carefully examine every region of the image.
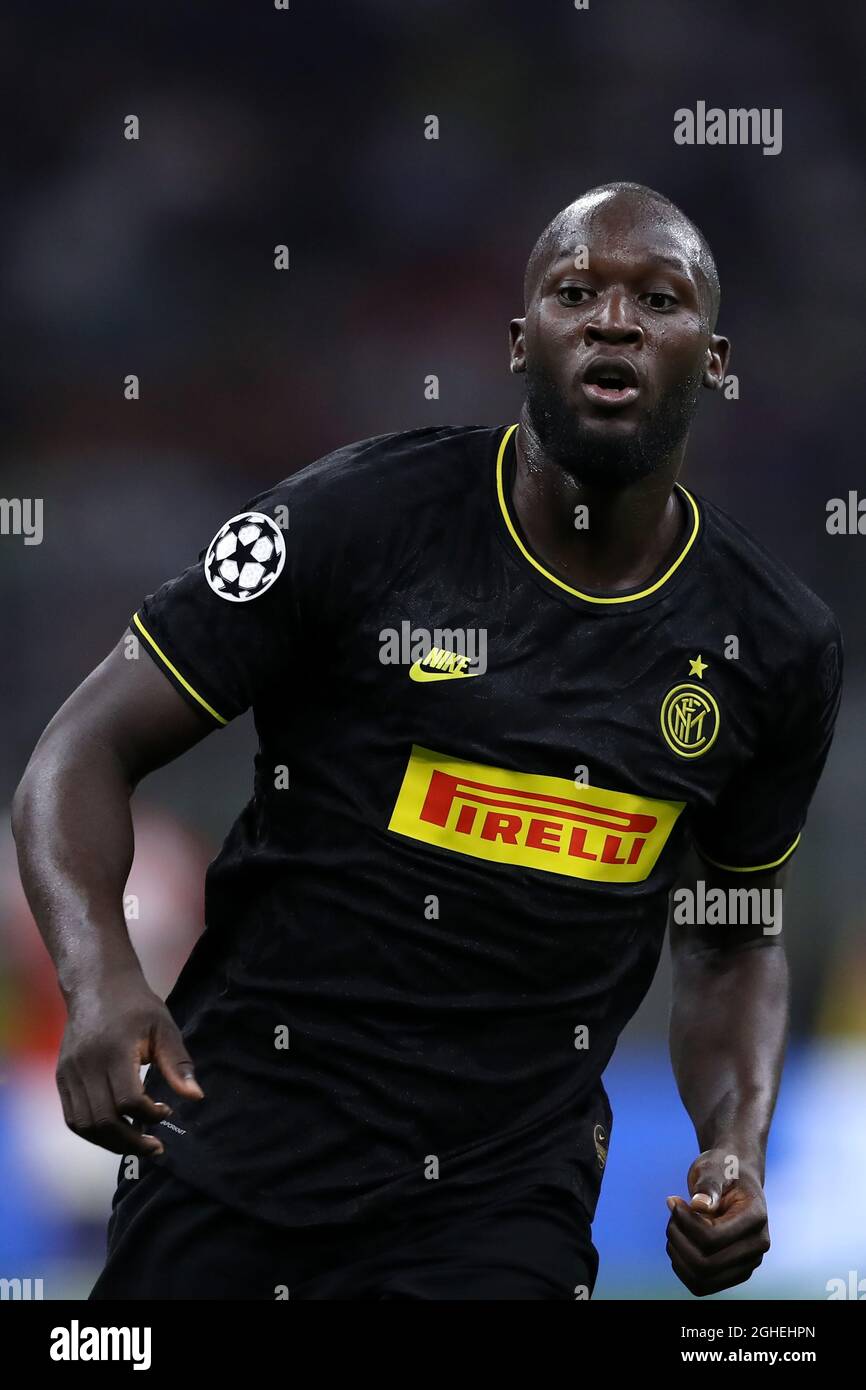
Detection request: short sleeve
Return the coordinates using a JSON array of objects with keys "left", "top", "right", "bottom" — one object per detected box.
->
[
  {"left": 132, "top": 496, "right": 294, "bottom": 725},
  {"left": 691, "top": 622, "right": 843, "bottom": 873}
]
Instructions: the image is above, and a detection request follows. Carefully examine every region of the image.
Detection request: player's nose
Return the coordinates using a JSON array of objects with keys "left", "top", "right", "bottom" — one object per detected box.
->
[{"left": 583, "top": 291, "right": 643, "bottom": 348}]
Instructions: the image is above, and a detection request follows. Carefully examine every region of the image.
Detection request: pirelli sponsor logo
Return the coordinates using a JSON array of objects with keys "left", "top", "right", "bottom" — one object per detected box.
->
[{"left": 388, "top": 746, "right": 684, "bottom": 883}]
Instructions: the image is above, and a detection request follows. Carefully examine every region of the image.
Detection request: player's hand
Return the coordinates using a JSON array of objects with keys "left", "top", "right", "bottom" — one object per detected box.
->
[
  {"left": 665, "top": 1148, "right": 770, "bottom": 1296},
  {"left": 56, "top": 975, "right": 204, "bottom": 1156}
]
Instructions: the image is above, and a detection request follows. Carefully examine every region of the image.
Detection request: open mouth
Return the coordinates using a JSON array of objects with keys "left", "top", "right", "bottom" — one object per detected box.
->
[{"left": 581, "top": 358, "right": 640, "bottom": 408}]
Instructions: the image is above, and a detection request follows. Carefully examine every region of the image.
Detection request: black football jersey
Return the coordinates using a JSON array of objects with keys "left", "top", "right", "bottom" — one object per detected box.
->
[{"left": 131, "top": 423, "right": 843, "bottom": 1228}]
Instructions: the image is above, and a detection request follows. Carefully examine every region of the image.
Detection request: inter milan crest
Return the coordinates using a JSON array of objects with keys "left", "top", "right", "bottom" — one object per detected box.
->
[
  {"left": 204, "top": 511, "right": 286, "bottom": 603},
  {"left": 660, "top": 655, "right": 720, "bottom": 759}
]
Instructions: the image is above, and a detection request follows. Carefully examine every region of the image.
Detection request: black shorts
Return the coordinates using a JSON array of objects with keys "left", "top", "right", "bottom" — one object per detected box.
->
[{"left": 90, "top": 1162, "right": 600, "bottom": 1301}]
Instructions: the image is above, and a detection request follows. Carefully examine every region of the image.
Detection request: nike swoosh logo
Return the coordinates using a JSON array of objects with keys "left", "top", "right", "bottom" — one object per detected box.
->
[{"left": 408, "top": 659, "right": 482, "bottom": 683}]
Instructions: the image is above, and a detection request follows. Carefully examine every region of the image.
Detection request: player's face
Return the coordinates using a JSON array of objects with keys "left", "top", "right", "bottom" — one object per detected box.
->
[{"left": 510, "top": 201, "right": 728, "bottom": 485}]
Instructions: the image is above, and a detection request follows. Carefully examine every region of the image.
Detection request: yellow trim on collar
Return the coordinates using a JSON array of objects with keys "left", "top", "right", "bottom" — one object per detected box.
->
[{"left": 496, "top": 422, "right": 700, "bottom": 605}]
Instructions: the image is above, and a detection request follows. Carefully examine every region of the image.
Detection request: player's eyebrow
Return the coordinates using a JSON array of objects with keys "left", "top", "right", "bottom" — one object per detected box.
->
[
  {"left": 645, "top": 252, "right": 712, "bottom": 294},
  {"left": 643, "top": 252, "right": 690, "bottom": 273},
  {"left": 547, "top": 247, "right": 693, "bottom": 276},
  {"left": 549, "top": 245, "right": 588, "bottom": 264}
]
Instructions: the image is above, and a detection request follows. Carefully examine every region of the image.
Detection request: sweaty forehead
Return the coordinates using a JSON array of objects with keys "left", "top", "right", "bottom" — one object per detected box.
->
[
  {"left": 529, "top": 193, "right": 708, "bottom": 304},
  {"left": 560, "top": 201, "right": 699, "bottom": 271}
]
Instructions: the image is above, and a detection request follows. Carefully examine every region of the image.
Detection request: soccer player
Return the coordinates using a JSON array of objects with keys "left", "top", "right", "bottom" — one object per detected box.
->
[{"left": 14, "top": 183, "right": 842, "bottom": 1300}]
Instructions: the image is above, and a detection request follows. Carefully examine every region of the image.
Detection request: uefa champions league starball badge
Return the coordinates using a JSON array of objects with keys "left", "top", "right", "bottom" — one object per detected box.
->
[{"left": 204, "top": 511, "right": 286, "bottom": 602}]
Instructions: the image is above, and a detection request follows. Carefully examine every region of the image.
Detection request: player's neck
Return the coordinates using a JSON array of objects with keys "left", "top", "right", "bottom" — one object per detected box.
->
[{"left": 511, "top": 421, "right": 687, "bottom": 594}]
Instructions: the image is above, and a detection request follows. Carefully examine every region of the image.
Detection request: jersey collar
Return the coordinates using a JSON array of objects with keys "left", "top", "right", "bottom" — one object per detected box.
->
[{"left": 494, "top": 422, "right": 702, "bottom": 611}]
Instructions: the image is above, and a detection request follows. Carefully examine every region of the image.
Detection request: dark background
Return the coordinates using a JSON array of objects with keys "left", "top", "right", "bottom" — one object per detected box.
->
[{"left": 1, "top": 0, "right": 863, "bottom": 1297}]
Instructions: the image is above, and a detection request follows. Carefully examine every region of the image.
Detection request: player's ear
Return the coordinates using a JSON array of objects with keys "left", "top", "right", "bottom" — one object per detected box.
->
[
  {"left": 509, "top": 317, "right": 527, "bottom": 374},
  {"left": 702, "top": 334, "right": 731, "bottom": 391}
]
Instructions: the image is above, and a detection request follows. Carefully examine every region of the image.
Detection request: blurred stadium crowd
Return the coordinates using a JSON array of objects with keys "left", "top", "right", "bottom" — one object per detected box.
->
[{"left": 1, "top": 1, "right": 864, "bottom": 1296}]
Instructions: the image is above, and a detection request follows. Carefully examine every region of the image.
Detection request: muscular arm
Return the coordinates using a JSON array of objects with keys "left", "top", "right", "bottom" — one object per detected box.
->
[
  {"left": 11, "top": 633, "right": 215, "bottom": 1155},
  {"left": 665, "top": 847, "right": 788, "bottom": 1294}
]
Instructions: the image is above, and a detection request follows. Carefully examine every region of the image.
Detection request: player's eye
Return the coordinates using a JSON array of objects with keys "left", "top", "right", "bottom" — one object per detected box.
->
[
  {"left": 641, "top": 291, "right": 678, "bottom": 311},
  {"left": 558, "top": 285, "right": 594, "bottom": 305}
]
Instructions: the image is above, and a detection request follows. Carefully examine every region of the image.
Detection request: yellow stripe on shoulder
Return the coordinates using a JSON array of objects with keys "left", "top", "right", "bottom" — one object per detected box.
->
[{"left": 132, "top": 613, "right": 228, "bottom": 726}]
